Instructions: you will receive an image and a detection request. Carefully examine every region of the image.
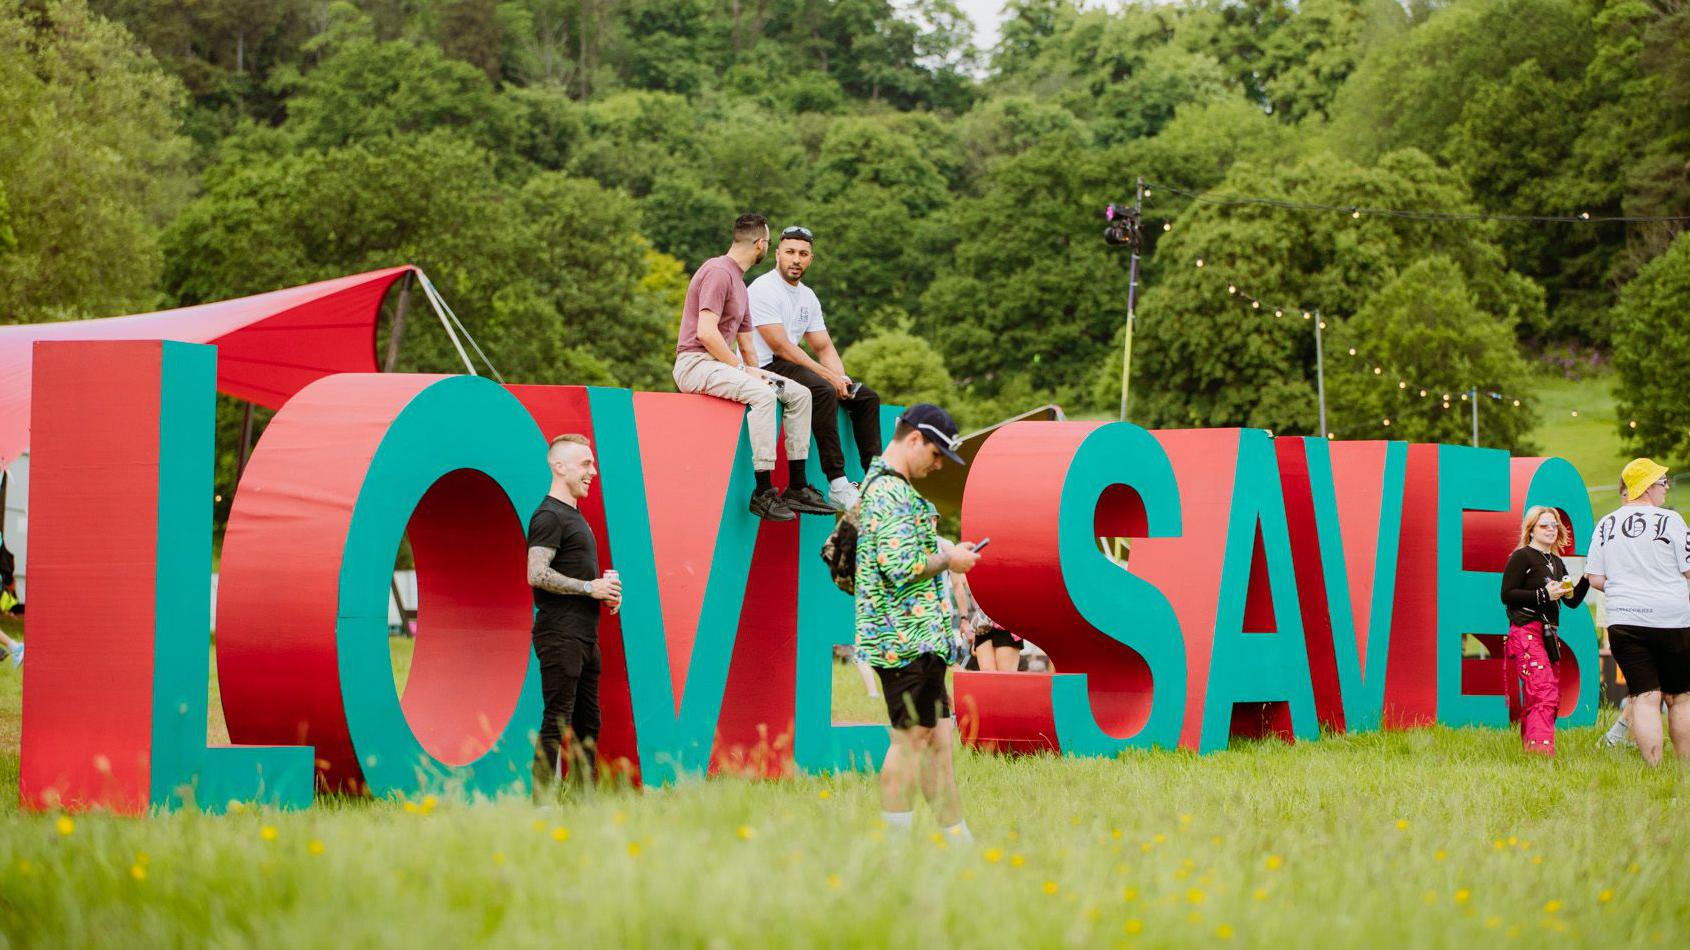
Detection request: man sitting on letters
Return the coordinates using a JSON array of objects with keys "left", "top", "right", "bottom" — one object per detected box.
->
[{"left": 747, "top": 225, "right": 883, "bottom": 511}]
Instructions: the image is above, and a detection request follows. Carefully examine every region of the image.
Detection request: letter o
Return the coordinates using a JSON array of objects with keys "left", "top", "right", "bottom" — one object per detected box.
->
[{"left": 217, "top": 375, "right": 548, "bottom": 797}]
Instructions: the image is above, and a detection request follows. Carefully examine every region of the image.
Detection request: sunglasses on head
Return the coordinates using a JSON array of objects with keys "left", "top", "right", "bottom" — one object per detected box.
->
[
  {"left": 913, "top": 422, "right": 961, "bottom": 453},
  {"left": 780, "top": 226, "right": 813, "bottom": 241}
]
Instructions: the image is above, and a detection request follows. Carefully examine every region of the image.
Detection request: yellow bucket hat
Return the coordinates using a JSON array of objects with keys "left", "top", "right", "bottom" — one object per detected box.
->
[{"left": 1622, "top": 457, "right": 1669, "bottom": 501}]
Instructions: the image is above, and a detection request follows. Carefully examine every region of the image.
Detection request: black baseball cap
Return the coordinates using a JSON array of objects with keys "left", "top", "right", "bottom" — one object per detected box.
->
[{"left": 900, "top": 404, "right": 965, "bottom": 465}]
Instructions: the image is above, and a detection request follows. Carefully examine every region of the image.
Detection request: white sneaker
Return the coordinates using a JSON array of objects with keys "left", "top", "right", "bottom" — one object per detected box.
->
[{"left": 828, "top": 479, "right": 859, "bottom": 511}]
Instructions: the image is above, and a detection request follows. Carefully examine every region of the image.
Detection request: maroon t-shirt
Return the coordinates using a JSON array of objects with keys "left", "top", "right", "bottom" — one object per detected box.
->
[{"left": 675, "top": 254, "right": 751, "bottom": 355}]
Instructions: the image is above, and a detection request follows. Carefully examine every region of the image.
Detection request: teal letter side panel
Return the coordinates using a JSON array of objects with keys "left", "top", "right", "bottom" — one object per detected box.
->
[
  {"left": 793, "top": 403, "right": 897, "bottom": 773},
  {"left": 150, "top": 342, "right": 314, "bottom": 811},
  {"left": 1436, "top": 444, "right": 1512, "bottom": 727}
]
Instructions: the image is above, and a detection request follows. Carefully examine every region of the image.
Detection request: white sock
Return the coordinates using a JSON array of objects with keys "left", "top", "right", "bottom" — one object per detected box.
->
[
  {"left": 1607, "top": 717, "right": 1631, "bottom": 739},
  {"left": 881, "top": 810, "right": 913, "bottom": 831},
  {"left": 943, "top": 820, "right": 972, "bottom": 843}
]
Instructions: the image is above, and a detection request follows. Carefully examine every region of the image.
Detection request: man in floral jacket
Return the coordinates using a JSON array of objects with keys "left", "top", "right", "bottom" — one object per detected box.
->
[{"left": 854, "top": 404, "right": 981, "bottom": 841}]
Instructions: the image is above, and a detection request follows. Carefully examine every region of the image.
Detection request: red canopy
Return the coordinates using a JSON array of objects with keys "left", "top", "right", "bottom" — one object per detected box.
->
[{"left": 0, "top": 267, "right": 415, "bottom": 468}]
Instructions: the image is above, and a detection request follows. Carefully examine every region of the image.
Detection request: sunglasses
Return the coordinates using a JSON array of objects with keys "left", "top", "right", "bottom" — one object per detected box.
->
[
  {"left": 780, "top": 226, "right": 814, "bottom": 241},
  {"left": 913, "top": 421, "right": 961, "bottom": 453}
]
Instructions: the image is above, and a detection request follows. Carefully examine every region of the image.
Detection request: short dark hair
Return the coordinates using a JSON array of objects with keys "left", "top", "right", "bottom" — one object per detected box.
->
[
  {"left": 732, "top": 213, "right": 768, "bottom": 244},
  {"left": 892, "top": 420, "right": 915, "bottom": 441}
]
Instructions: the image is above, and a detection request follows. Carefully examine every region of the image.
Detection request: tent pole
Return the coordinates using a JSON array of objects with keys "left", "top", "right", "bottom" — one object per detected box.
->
[
  {"left": 384, "top": 271, "right": 413, "bottom": 373},
  {"left": 236, "top": 402, "right": 256, "bottom": 480},
  {"left": 384, "top": 271, "right": 417, "bottom": 634},
  {"left": 415, "top": 272, "right": 477, "bottom": 376}
]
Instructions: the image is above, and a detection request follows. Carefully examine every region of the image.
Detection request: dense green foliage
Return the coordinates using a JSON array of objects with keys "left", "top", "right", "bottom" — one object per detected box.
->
[
  {"left": 2, "top": 0, "right": 1688, "bottom": 456},
  {"left": 1613, "top": 232, "right": 1690, "bottom": 458}
]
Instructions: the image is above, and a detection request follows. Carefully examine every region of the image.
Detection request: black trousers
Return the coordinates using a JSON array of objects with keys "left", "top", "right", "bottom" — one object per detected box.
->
[
  {"left": 765, "top": 358, "right": 882, "bottom": 481},
  {"left": 533, "top": 634, "right": 601, "bottom": 786}
]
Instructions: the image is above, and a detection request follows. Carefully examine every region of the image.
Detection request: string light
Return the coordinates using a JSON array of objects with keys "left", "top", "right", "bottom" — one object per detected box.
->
[
  {"left": 1163, "top": 222, "right": 1171, "bottom": 231},
  {"left": 1146, "top": 180, "right": 1690, "bottom": 224},
  {"left": 1195, "top": 265, "right": 1534, "bottom": 423}
]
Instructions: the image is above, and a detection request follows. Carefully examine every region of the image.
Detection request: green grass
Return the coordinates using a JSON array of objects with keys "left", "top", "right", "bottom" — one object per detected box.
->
[{"left": 3, "top": 645, "right": 1689, "bottom": 946}]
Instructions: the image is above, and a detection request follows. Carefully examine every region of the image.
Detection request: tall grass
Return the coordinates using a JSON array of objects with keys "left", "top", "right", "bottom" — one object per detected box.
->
[{"left": 2, "top": 657, "right": 1687, "bottom": 946}]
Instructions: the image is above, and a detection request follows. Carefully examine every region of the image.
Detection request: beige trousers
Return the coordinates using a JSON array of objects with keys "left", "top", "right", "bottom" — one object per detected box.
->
[{"left": 673, "top": 351, "right": 811, "bottom": 471}]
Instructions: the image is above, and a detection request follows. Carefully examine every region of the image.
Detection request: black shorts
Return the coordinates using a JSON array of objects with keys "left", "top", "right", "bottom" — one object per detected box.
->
[
  {"left": 874, "top": 654, "right": 952, "bottom": 730},
  {"left": 1608, "top": 625, "right": 1690, "bottom": 696},
  {"left": 973, "top": 627, "right": 1018, "bottom": 651}
]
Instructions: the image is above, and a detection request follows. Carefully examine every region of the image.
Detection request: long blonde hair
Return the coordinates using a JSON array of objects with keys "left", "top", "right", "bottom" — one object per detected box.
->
[{"left": 1517, "top": 505, "right": 1571, "bottom": 553}]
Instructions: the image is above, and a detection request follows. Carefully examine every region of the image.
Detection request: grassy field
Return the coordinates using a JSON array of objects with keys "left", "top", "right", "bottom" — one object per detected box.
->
[{"left": 3, "top": 637, "right": 1689, "bottom": 947}]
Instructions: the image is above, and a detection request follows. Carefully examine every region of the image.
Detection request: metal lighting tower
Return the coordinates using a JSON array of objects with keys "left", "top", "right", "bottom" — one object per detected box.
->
[
  {"left": 1109, "top": 178, "right": 1145, "bottom": 421},
  {"left": 1313, "top": 309, "right": 1327, "bottom": 437}
]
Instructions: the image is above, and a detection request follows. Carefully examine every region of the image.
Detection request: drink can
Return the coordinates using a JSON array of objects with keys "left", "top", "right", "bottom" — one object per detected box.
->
[{"left": 604, "top": 569, "right": 620, "bottom": 614}]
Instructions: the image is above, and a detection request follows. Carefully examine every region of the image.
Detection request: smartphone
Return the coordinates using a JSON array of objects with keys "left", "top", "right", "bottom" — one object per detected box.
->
[{"left": 971, "top": 537, "right": 991, "bottom": 553}]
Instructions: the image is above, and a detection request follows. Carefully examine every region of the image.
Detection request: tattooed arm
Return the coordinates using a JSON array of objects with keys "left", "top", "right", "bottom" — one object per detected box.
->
[{"left": 527, "top": 546, "right": 596, "bottom": 597}]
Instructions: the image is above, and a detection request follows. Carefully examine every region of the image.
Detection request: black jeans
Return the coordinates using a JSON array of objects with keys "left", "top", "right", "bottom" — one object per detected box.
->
[
  {"left": 533, "top": 634, "right": 601, "bottom": 787},
  {"left": 765, "top": 358, "right": 882, "bottom": 481}
]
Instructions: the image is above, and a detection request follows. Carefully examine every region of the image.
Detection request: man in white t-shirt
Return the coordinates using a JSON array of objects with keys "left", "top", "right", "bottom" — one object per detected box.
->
[
  {"left": 748, "top": 226, "right": 882, "bottom": 510},
  {"left": 1584, "top": 457, "right": 1690, "bottom": 766}
]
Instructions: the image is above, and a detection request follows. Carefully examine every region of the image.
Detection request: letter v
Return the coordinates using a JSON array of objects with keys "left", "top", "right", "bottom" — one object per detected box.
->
[
  {"left": 1300, "top": 439, "right": 1407, "bottom": 734},
  {"left": 586, "top": 388, "right": 762, "bottom": 784}
]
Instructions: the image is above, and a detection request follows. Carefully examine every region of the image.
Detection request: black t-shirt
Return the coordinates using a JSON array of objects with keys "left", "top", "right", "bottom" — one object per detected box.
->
[
  {"left": 527, "top": 496, "right": 601, "bottom": 641},
  {"left": 1499, "top": 547, "right": 1588, "bottom": 627}
]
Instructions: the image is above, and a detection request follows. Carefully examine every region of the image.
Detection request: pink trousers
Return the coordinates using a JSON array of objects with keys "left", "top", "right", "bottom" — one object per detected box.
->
[{"left": 1503, "top": 621, "right": 1558, "bottom": 756}]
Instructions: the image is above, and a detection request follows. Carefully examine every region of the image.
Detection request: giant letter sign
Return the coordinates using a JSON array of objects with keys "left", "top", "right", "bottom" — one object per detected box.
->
[{"left": 17, "top": 340, "right": 1601, "bottom": 813}]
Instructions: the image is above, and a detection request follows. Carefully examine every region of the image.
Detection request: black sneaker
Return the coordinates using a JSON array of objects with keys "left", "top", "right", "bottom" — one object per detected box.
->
[
  {"left": 782, "top": 484, "right": 837, "bottom": 516},
  {"left": 750, "top": 486, "right": 796, "bottom": 521}
]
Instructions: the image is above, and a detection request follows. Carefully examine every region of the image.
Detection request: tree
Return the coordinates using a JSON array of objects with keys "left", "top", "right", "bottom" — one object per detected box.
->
[
  {"left": 1324, "top": 257, "right": 1537, "bottom": 450},
  {"left": 1613, "top": 232, "right": 1690, "bottom": 460},
  {"left": 1113, "top": 150, "right": 1544, "bottom": 435},
  {"left": 1326, "top": 0, "right": 1615, "bottom": 338},
  {"left": 840, "top": 329, "right": 953, "bottom": 408},
  {"left": 918, "top": 135, "right": 1124, "bottom": 395},
  {"left": 0, "top": 0, "right": 191, "bottom": 323},
  {"left": 280, "top": 32, "right": 511, "bottom": 154}
]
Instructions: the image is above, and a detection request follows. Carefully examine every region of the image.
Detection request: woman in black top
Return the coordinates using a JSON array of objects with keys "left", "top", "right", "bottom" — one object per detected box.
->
[{"left": 1498, "top": 506, "right": 1590, "bottom": 755}]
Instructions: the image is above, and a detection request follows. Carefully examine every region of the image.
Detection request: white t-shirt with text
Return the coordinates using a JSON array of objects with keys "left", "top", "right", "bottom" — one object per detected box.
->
[
  {"left": 747, "top": 269, "right": 826, "bottom": 368},
  {"left": 1586, "top": 504, "right": 1690, "bottom": 628}
]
